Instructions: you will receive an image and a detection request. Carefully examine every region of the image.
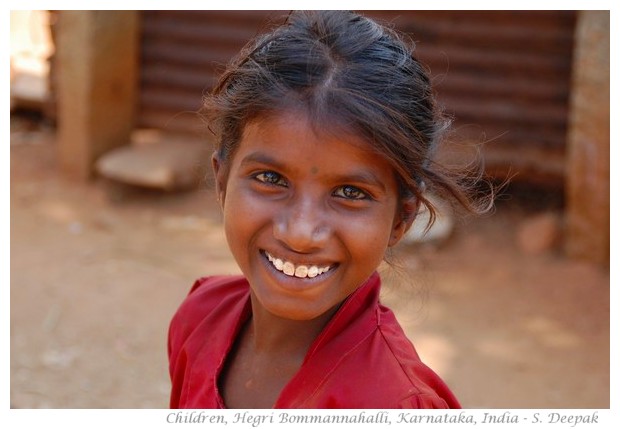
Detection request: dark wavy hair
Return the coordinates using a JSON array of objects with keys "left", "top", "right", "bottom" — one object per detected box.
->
[{"left": 203, "top": 10, "right": 490, "bottom": 227}]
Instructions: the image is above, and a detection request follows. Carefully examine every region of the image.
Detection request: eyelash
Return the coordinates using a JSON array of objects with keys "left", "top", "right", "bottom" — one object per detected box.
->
[{"left": 253, "top": 171, "right": 371, "bottom": 201}]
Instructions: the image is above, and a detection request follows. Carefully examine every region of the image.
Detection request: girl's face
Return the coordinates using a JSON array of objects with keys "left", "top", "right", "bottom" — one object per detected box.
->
[{"left": 214, "top": 111, "right": 413, "bottom": 321}]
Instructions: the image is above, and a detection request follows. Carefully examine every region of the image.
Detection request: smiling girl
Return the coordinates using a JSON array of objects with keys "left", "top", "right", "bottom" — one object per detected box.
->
[{"left": 168, "top": 10, "right": 487, "bottom": 409}]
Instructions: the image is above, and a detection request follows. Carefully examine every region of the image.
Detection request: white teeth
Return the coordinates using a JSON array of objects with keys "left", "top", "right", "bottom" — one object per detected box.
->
[
  {"left": 283, "top": 262, "right": 295, "bottom": 276},
  {"left": 307, "top": 266, "right": 318, "bottom": 278},
  {"left": 294, "top": 265, "right": 308, "bottom": 278},
  {"left": 265, "top": 251, "right": 332, "bottom": 279}
]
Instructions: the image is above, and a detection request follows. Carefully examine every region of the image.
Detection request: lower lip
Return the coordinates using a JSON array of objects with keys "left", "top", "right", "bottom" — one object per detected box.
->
[{"left": 259, "top": 250, "right": 336, "bottom": 291}]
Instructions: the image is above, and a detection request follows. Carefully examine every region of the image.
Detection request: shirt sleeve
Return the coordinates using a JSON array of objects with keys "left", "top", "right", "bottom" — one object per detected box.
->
[{"left": 398, "top": 392, "right": 453, "bottom": 409}]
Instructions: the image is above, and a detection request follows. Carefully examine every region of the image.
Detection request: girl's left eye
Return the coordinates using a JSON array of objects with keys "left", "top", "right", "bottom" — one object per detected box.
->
[
  {"left": 333, "top": 185, "right": 369, "bottom": 200},
  {"left": 254, "top": 171, "right": 287, "bottom": 187}
]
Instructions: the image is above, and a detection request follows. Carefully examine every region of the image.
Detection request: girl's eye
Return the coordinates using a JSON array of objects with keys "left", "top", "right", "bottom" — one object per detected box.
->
[
  {"left": 333, "top": 185, "right": 368, "bottom": 201},
  {"left": 254, "top": 171, "right": 287, "bottom": 187}
]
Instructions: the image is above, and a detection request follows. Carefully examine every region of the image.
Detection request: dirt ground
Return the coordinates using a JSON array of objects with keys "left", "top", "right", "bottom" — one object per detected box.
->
[{"left": 9, "top": 113, "right": 610, "bottom": 409}]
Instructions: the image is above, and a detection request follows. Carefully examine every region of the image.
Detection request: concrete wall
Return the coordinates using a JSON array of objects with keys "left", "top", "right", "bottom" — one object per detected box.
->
[{"left": 56, "top": 11, "right": 139, "bottom": 180}]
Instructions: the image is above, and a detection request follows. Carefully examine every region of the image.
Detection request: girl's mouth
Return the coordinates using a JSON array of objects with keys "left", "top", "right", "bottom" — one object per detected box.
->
[{"left": 263, "top": 251, "right": 333, "bottom": 279}]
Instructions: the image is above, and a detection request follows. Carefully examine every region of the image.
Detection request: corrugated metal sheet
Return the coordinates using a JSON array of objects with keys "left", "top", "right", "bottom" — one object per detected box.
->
[
  {"left": 138, "top": 10, "right": 576, "bottom": 184},
  {"left": 139, "top": 11, "right": 281, "bottom": 135},
  {"left": 369, "top": 10, "right": 576, "bottom": 185}
]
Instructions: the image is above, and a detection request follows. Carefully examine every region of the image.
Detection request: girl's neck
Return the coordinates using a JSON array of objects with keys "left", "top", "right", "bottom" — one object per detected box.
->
[
  {"left": 219, "top": 292, "right": 342, "bottom": 408},
  {"left": 247, "top": 292, "right": 338, "bottom": 358}
]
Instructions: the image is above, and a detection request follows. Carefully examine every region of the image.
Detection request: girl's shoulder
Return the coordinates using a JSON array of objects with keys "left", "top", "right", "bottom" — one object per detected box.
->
[
  {"left": 374, "top": 305, "right": 461, "bottom": 408},
  {"left": 181, "top": 275, "right": 247, "bottom": 314},
  {"left": 187, "top": 275, "right": 248, "bottom": 300},
  {"left": 169, "top": 275, "right": 248, "bottom": 343}
]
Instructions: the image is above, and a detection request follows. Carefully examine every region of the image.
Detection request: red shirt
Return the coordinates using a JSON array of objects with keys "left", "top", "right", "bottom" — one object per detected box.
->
[{"left": 168, "top": 272, "right": 461, "bottom": 408}]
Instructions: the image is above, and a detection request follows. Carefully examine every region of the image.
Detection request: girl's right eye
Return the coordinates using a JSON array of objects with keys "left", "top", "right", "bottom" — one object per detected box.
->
[{"left": 254, "top": 171, "right": 287, "bottom": 187}]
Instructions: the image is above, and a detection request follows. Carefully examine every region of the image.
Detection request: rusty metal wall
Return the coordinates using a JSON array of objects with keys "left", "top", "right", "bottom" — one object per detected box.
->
[
  {"left": 138, "top": 10, "right": 576, "bottom": 184},
  {"left": 139, "top": 11, "right": 280, "bottom": 135},
  {"left": 377, "top": 10, "right": 577, "bottom": 185}
]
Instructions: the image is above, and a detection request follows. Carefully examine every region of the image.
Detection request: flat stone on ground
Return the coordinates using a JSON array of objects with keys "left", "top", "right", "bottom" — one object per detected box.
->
[{"left": 96, "top": 135, "right": 210, "bottom": 191}]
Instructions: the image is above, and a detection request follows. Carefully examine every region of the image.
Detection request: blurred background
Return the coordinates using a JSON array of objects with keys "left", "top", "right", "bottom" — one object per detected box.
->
[{"left": 10, "top": 10, "right": 609, "bottom": 408}]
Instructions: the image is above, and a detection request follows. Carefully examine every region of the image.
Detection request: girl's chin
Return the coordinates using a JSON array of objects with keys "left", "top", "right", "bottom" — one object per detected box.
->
[{"left": 250, "top": 286, "right": 339, "bottom": 322}]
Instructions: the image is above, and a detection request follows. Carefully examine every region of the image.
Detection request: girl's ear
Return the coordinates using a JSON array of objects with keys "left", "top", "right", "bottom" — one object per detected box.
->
[
  {"left": 211, "top": 152, "right": 227, "bottom": 209},
  {"left": 388, "top": 196, "right": 419, "bottom": 247}
]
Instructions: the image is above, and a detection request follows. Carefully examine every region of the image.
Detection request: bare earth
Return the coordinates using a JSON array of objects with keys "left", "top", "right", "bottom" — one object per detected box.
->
[{"left": 10, "top": 116, "right": 610, "bottom": 409}]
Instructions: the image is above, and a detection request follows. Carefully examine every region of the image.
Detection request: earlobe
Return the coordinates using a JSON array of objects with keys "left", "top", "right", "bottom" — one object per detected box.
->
[
  {"left": 388, "top": 196, "right": 418, "bottom": 247},
  {"left": 211, "top": 152, "right": 227, "bottom": 208}
]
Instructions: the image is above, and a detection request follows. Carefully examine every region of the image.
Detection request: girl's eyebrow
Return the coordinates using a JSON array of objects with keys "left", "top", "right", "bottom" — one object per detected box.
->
[
  {"left": 333, "top": 171, "right": 387, "bottom": 192},
  {"left": 239, "top": 152, "right": 285, "bottom": 170}
]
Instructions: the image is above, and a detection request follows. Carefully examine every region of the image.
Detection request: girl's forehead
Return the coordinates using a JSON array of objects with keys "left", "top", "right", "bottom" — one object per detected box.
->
[{"left": 241, "top": 110, "right": 379, "bottom": 157}]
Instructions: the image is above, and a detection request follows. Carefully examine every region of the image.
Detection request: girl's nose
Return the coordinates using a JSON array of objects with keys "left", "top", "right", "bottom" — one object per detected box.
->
[{"left": 273, "top": 197, "right": 330, "bottom": 253}]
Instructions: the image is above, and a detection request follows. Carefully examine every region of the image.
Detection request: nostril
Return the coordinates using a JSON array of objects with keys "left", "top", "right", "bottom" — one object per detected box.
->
[{"left": 273, "top": 227, "right": 330, "bottom": 254}]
